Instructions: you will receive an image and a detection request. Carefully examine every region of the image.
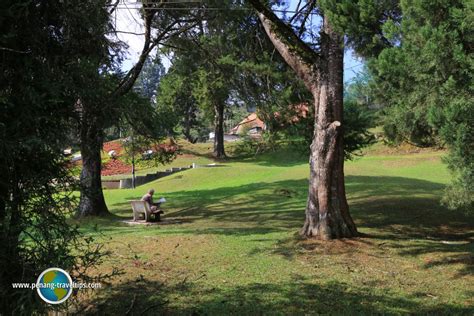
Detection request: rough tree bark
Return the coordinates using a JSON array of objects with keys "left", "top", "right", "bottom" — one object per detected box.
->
[
  {"left": 250, "top": 1, "right": 358, "bottom": 239},
  {"left": 76, "top": 107, "right": 109, "bottom": 217},
  {"left": 75, "top": 11, "right": 158, "bottom": 218},
  {"left": 75, "top": 7, "right": 195, "bottom": 217},
  {"left": 301, "top": 20, "right": 357, "bottom": 239},
  {"left": 213, "top": 102, "right": 226, "bottom": 158}
]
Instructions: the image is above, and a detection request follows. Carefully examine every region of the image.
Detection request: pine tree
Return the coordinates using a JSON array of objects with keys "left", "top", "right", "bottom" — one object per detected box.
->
[
  {"left": 368, "top": 0, "right": 473, "bottom": 211},
  {"left": 0, "top": 0, "right": 119, "bottom": 311}
]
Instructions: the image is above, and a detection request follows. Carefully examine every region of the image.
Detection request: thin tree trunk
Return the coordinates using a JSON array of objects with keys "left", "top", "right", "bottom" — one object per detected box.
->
[
  {"left": 213, "top": 102, "right": 226, "bottom": 158},
  {"left": 183, "top": 108, "right": 196, "bottom": 143},
  {"left": 76, "top": 112, "right": 109, "bottom": 217},
  {"left": 300, "top": 18, "right": 357, "bottom": 239}
]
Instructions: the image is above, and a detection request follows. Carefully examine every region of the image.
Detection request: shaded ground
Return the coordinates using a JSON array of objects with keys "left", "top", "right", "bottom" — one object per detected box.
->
[{"left": 74, "top": 143, "right": 474, "bottom": 315}]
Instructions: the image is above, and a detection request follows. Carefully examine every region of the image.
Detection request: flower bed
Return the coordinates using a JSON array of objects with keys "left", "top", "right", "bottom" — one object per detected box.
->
[{"left": 102, "top": 140, "right": 131, "bottom": 176}]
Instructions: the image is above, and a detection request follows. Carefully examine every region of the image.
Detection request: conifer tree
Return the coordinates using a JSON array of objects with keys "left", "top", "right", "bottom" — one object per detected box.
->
[{"left": 249, "top": 0, "right": 399, "bottom": 239}]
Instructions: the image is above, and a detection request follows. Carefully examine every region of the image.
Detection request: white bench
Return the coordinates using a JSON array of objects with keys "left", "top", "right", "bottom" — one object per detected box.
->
[{"left": 130, "top": 200, "right": 161, "bottom": 222}]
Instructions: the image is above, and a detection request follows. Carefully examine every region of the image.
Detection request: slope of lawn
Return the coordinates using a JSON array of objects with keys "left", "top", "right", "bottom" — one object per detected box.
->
[
  {"left": 101, "top": 141, "right": 217, "bottom": 180},
  {"left": 76, "top": 142, "right": 474, "bottom": 315}
]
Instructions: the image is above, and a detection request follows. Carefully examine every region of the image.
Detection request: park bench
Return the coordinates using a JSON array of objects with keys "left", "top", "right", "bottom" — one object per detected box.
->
[{"left": 130, "top": 200, "right": 162, "bottom": 222}]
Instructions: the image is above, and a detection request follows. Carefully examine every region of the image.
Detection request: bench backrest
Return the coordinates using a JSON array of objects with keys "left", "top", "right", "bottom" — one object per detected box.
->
[{"left": 130, "top": 200, "right": 150, "bottom": 213}]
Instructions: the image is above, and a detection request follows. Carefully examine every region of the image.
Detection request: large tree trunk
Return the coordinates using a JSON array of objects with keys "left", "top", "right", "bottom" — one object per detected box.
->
[
  {"left": 251, "top": 3, "right": 358, "bottom": 239},
  {"left": 76, "top": 111, "right": 109, "bottom": 217},
  {"left": 75, "top": 8, "right": 155, "bottom": 218},
  {"left": 213, "top": 102, "right": 226, "bottom": 158},
  {"left": 301, "top": 19, "right": 357, "bottom": 239}
]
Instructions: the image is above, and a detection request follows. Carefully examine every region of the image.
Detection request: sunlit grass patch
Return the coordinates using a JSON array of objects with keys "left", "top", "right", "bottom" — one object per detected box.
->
[{"left": 76, "top": 142, "right": 473, "bottom": 314}]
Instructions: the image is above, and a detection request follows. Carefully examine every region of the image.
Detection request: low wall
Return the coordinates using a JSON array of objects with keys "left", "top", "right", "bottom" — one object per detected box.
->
[
  {"left": 119, "top": 172, "right": 169, "bottom": 189},
  {"left": 102, "top": 180, "right": 120, "bottom": 189},
  {"left": 114, "top": 166, "right": 192, "bottom": 189}
]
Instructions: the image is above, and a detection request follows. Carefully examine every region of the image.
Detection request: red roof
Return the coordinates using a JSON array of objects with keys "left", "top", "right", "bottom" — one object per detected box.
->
[
  {"left": 231, "top": 113, "right": 266, "bottom": 134},
  {"left": 231, "top": 104, "right": 311, "bottom": 134}
]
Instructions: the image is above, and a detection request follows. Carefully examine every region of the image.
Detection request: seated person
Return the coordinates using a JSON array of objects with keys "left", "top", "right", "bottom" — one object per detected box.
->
[{"left": 141, "top": 189, "right": 164, "bottom": 219}]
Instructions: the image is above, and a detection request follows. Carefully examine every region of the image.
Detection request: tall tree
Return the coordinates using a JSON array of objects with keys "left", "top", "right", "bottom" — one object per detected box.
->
[
  {"left": 368, "top": 0, "right": 473, "bottom": 211},
  {"left": 73, "top": 0, "right": 123, "bottom": 217},
  {"left": 0, "top": 1, "right": 117, "bottom": 312},
  {"left": 249, "top": 0, "right": 356, "bottom": 239},
  {"left": 248, "top": 0, "right": 398, "bottom": 239},
  {"left": 156, "top": 67, "right": 205, "bottom": 143},
  {"left": 193, "top": 66, "right": 230, "bottom": 158},
  {"left": 76, "top": 2, "right": 199, "bottom": 217},
  {"left": 158, "top": 1, "right": 260, "bottom": 158}
]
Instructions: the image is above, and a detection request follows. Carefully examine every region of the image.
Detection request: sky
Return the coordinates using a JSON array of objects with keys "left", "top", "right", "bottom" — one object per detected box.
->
[{"left": 113, "top": 0, "right": 364, "bottom": 83}]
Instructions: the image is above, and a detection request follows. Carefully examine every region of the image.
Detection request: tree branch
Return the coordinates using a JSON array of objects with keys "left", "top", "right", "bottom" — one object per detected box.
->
[
  {"left": 289, "top": 1, "right": 309, "bottom": 24},
  {"left": 0, "top": 46, "right": 30, "bottom": 54},
  {"left": 108, "top": 0, "right": 120, "bottom": 15},
  {"left": 114, "top": 8, "right": 199, "bottom": 97},
  {"left": 248, "top": 0, "right": 320, "bottom": 91},
  {"left": 109, "top": 30, "right": 146, "bottom": 36},
  {"left": 298, "top": 1, "right": 316, "bottom": 37}
]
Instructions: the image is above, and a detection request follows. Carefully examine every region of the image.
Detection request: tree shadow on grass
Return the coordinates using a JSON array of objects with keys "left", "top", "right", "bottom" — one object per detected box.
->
[
  {"left": 117, "top": 175, "right": 471, "bottom": 233},
  {"left": 80, "top": 278, "right": 473, "bottom": 315},
  {"left": 228, "top": 148, "right": 307, "bottom": 168},
  {"left": 344, "top": 176, "right": 474, "bottom": 277},
  {"left": 106, "top": 175, "right": 473, "bottom": 238},
  {"left": 104, "top": 175, "right": 473, "bottom": 276},
  {"left": 107, "top": 179, "right": 309, "bottom": 231}
]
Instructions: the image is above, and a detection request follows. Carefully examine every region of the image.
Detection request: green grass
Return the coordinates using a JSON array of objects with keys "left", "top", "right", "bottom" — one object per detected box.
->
[{"left": 76, "top": 142, "right": 473, "bottom": 315}]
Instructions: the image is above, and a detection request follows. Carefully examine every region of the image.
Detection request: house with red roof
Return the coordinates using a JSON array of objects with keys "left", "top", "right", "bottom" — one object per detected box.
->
[
  {"left": 230, "top": 104, "right": 310, "bottom": 136},
  {"left": 230, "top": 113, "right": 266, "bottom": 135}
]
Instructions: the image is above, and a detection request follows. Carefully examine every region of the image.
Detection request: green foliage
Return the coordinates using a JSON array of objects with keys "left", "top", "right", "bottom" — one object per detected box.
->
[
  {"left": 154, "top": 5, "right": 243, "bottom": 146},
  {"left": 122, "top": 89, "right": 177, "bottom": 140},
  {"left": 134, "top": 56, "right": 166, "bottom": 103},
  {"left": 284, "top": 100, "right": 375, "bottom": 160},
  {"left": 232, "top": 131, "right": 283, "bottom": 157},
  {"left": 215, "top": 17, "right": 310, "bottom": 132},
  {"left": 343, "top": 100, "right": 377, "bottom": 159},
  {"left": 192, "top": 67, "right": 229, "bottom": 119},
  {"left": 156, "top": 1, "right": 308, "bottom": 145},
  {"left": 156, "top": 63, "right": 210, "bottom": 142},
  {"left": 320, "top": 0, "right": 401, "bottom": 57},
  {"left": 0, "top": 0, "right": 117, "bottom": 313},
  {"left": 369, "top": 0, "right": 473, "bottom": 211},
  {"left": 236, "top": 59, "right": 309, "bottom": 133},
  {"left": 440, "top": 96, "right": 474, "bottom": 212},
  {"left": 231, "top": 134, "right": 261, "bottom": 156}
]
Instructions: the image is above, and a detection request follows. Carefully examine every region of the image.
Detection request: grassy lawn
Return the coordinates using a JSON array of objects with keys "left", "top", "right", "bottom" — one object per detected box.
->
[{"left": 76, "top": 142, "right": 473, "bottom": 315}]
